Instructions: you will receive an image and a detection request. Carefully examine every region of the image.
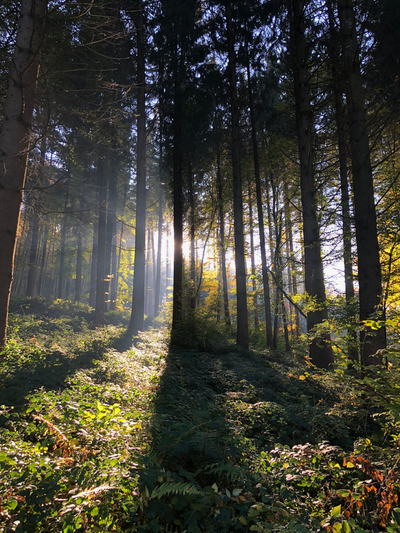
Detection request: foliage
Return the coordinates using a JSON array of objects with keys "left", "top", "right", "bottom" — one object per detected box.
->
[{"left": 1, "top": 303, "right": 400, "bottom": 532}]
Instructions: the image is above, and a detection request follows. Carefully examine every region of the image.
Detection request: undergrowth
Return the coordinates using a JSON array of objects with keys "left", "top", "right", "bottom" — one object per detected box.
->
[{"left": 0, "top": 299, "right": 400, "bottom": 532}]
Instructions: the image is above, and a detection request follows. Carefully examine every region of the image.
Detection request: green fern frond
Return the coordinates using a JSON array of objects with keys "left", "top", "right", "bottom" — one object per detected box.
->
[
  {"left": 204, "top": 462, "right": 246, "bottom": 481},
  {"left": 150, "top": 481, "right": 201, "bottom": 499}
]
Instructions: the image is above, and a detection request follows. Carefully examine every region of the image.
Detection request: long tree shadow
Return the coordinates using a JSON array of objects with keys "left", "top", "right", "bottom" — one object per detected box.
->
[{"left": 136, "top": 342, "right": 361, "bottom": 530}]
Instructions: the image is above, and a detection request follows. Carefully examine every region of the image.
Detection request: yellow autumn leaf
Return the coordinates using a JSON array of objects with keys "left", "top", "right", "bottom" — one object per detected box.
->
[{"left": 299, "top": 375, "right": 306, "bottom": 381}]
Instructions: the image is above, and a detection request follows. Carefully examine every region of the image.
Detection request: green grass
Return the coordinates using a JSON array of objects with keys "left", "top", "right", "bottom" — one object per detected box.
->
[{"left": 0, "top": 298, "right": 400, "bottom": 532}]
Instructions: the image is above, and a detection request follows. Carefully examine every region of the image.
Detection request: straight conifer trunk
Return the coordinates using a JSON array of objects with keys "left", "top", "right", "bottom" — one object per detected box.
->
[
  {"left": 75, "top": 211, "right": 83, "bottom": 303},
  {"left": 336, "top": 0, "right": 385, "bottom": 365},
  {"left": 89, "top": 213, "right": 98, "bottom": 308},
  {"left": 154, "top": 175, "right": 163, "bottom": 317},
  {"left": 226, "top": 4, "right": 249, "bottom": 349},
  {"left": 216, "top": 141, "right": 230, "bottom": 326},
  {"left": 58, "top": 186, "right": 69, "bottom": 300},
  {"left": 0, "top": 0, "right": 47, "bottom": 346},
  {"left": 128, "top": 0, "right": 147, "bottom": 337},
  {"left": 37, "top": 220, "right": 48, "bottom": 296},
  {"left": 327, "top": 0, "right": 357, "bottom": 361},
  {"left": 289, "top": 0, "right": 333, "bottom": 368},
  {"left": 171, "top": 48, "right": 184, "bottom": 336},
  {"left": 189, "top": 166, "right": 196, "bottom": 310},
  {"left": 26, "top": 209, "right": 40, "bottom": 297},
  {"left": 245, "top": 39, "right": 273, "bottom": 346},
  {"left": 95, "top": 158, "right": 108, "bottom": 326}
]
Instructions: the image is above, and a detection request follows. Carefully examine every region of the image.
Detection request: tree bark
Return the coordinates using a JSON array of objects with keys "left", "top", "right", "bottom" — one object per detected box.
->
[
  {"left": 74, "top": 209, "right": 83, "bottom": 303},
  {"left": 226, "top": 4, "right": 249, "bottom": 349},
  {"left": 188, "top": 165, "right": 196, "bottom": 310},
  {"left": 289, "top": 0, "right": 334, "bottom": 368},
  {"left": 26, "top": 209, "right": 40, "bottom": 297},
  {"left": 37, "top": 218, "right": 48, "bottom": 296},
  {"left": 216, "top": 137, "right": 230, "bottom": 326},
  {"left": 245, "top": 38, "right": 273, "bottom": 346},
  {"left": 58, "top": 186, "right": 69, "bottom": 300},
  {"left": 128, "top": 0, "right": 147, "bottom": 337},
  {"left": 171, "top": 49, "right": 184, "bottom": 336},
  {"left": 327, "top": 0, "right": 357, "bottom": 361},
  {"left": 248, "top": 183, "right": 259, "bottom": 328},
  {"left": 0, "top": 0, "right": 47, "bottom": 346},
  {"left": 94, "top": 157, "right": 108, "bottom": 326},
  {"left": 337, "top": 0, "right": 385, "bottom": 365}
]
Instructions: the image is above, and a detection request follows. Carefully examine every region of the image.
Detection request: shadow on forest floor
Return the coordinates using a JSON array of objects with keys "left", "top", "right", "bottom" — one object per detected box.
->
[{"left": 138, "top": 342, "right": 360, "bottom": 495}]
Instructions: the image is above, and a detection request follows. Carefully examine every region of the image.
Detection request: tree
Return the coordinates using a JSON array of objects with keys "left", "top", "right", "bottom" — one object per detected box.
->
[
  {"left": 288, "top": 0, "right": 334, "bottom": 368},
  {"left": 128, "top": 0, "right": 147, "bottom": 338},
  {"left": 226, "top": 3, "right": 249, "bottom": 349},
  {"left": 336, "top": 0, "right": 386, "bottom": 365},
  {"left": 0, "top": 0, "right": 47, "bottom": 347}
]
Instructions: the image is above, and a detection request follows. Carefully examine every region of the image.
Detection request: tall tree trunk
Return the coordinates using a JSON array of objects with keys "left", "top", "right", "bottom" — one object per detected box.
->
[
  {"left": 26, "top": 209, "right": 40, "bottom": 297},
  {"left": 128, "top": 0, "right": 147, "bottom": 337},
  {"left": 105, "top": 157, "right": 117, "bottom": 310},
  {"left": 248, "top": 183, "right": 259, "bottom": 328},
  {"left": 245, "top": 38, "right": 273, "bottom": 346},
  {"left": 327, "top": 0, "right": 357, "bottom": 361},
  {"left": 0, "top": 0, "right": 47, "bottom": 346},
  {"left": 89, "top": 212, "right": 98, "bottom": 308},
  {"left": 58, "top": 186, "right": 69, "bottom": 300},
  {"left": 284, "top": 182, "right": 300, "bottom": 336},
  {"left": 289, "top": 0, "right": 333, "bottom": 368},
  {"left": 154, "top": 172, "right": 163, "bottom": 318},
  {"left": 95, "top": 157, "right": 108, "bottom": 326},
  {"left": 336, "top": 0, "right": 385, "bottom": 365},
  {"left": 226, "top": 4, "right": 249, "bottom": 349},
  {"left": 216, "top": 139, "right": 230, "bottom": 326},
  {"left": 75, "top": 210, "right": 83, "bottom": 303},
  {"left": 37, "top": 219, "right": 48, "bottom": 296},
  {"left": 188, "top": 165, "right": 196, "bottom": 310},
  {"left": 171, "top": 48, "right": 184, "bottom": 337}
]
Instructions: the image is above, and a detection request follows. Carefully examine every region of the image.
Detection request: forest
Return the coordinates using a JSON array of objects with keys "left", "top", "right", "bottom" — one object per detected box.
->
[{"left": 1, "top": 0, "right": 400, "bottom": 531}]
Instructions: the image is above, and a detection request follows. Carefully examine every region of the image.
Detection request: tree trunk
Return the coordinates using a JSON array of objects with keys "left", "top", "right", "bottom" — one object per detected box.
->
[
  {"left": 248, "top": 183, "right": 259, "bottom": 327},
  {"left": 94, "top": 157, "right": 108, "bottom": 326},
  {"left": 245, "top": 38, "right": 273, "bottom": 346},
  {"left": 337, "top": 0, "right": 385, "bottom": 365},
  {"left": 26, "top": 209, "right": 40, "bottom": 297},
  {"left": 226, "top": 4, "right": 249, "bottom": 349},
  {"left": 89, "top": 211, "right": 98, "bottom": 308},
  {"left": 37, "top": 219, "right": 48, "bottom": 296},
  {"left": 216, "top": 138, "right": 230, "bottom": 326},
  {"left": 128, "top": 0, "right": 147, "bottom": 337},
  {"left": 171, "top": 48, "right": 184, "bottom": 337},
  {"left": 188, "top": 165, "right": 196, "bottom": 310},
  {"left": 75, "top": 211, "right": 83, "bottom": 303},
  {"left": 327, "top": 0, "right": 358, "bottom": 361},
  {"left": 289, "top": 0, "right": 333, "bottom": 368},
  {"left": 0, "top": 0, "right": 47, "bottom": 346},
  {"left": 154, "top": 172, "right": 163, "bottom": 318},
  {"left": 58, "top": 186, "right": 69, "bottom": 300}
]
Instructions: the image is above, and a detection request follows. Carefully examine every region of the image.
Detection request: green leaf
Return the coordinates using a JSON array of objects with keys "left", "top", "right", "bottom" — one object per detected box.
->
[
  {"left": 342, "top": 521, "right": 351, "bottom": 533},
  {"left": 239, "top": 516, "right": 248, "bottom": 525},
  {"left": 332, "top": 524, "right": 342, "bottom": 533},
  {"left": 8, "top": 499, "right": 18, "bottom": 510},
  {"left": 331, "top": 505, "right": 341, "bottom": 517},
  {"left": 233, "top": 488, "right": 242, "bottom": 497},
  {"left": 91, "top": 506, "right": 99, "bottom": 517}
]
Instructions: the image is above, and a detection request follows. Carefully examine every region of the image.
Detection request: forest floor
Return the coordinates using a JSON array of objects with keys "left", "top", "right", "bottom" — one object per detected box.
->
[{"left": 1, "top": 298, "right": 400, "bottom": 533}]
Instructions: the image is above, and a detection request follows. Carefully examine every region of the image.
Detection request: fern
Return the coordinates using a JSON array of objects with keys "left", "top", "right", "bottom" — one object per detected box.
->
[
  {"left": 204, "top": 462, "right": 247, "bottom": 481},
  {"left": 150, "top": 481, "right": 201, "bottom": 499}
]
